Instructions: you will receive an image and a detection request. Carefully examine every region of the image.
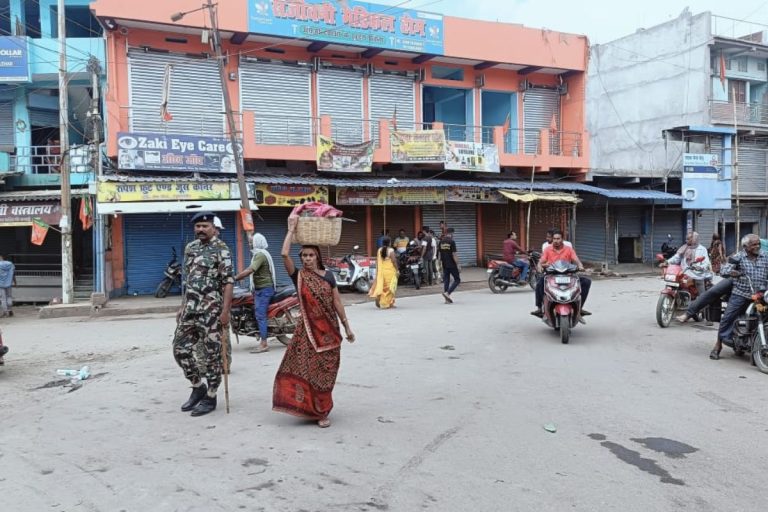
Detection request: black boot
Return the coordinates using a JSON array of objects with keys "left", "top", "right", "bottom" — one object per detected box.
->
[
  {"left": 190, "top": 395, "right": 217, "bottom": 416},
  {"left": 181, "top": 384, "right": 207, "bottom": 412}
]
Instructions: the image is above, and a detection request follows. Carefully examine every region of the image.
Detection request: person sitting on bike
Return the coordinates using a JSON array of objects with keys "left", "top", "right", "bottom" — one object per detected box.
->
[
  {"left": 662, "top": 231, "right": 712, "bottom": 299},
  {"left": 709, "top": 234, "right": 768, "bottom": 360},
  {"left": 531, "top": 230, "right": 591, "bottom": 318},
  {"left": 503, "top": 231, "right": 529, "bottom": 284}
]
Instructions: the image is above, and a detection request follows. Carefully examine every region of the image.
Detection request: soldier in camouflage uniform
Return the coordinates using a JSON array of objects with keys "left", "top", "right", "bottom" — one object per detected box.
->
[{"left": 173, "top": 211, "right": 234, "bottom": 417}]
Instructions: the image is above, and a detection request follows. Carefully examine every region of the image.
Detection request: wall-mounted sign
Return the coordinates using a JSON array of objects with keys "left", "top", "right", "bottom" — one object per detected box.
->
[
  {"left": 117, "top": 132, "right": 242, "bottom": 173},
  {"left": 683, "top": 153, "right": 720, "bottom": 178},
  {"left": 391, "top": 130, "right": 446, "bottom": 163},
  {"left": 0, "top": 201, "right": 61, "bottom": 226},
  {"left": 317, "top": 136, "right": 374, "bottom": 173},
  {"left": 682, "top": 152, "right": 731, "bottom": 210},
  {"left": 445, "top": 187, "right": 505, "bottom": 203},
  {"left": 0, "top": 36, "right": 30, "bottom": 82},
  {"left": 97, "top": 181, "right": 230, "bottom": 202},
  {"left": 249, "top": 0, "right": 444, "bottom": 55},
  {"left": 336, "top": 187, "right": 443, "bottom": 205},
  {"left": 445, "top": 142, "right": 500, "bottom": 173},
  {"left": 231, "top": 183, "right": 329, "bottom": 207}
]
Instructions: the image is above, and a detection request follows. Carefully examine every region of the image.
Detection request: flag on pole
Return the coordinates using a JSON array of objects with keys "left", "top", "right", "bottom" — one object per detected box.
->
[
  {"left": 79, "top": 197, "right": 93, "bottom": 230},
  {"left": 161, "top": 64, "right": 174, "bottom": 122},
  {"left": 392, "top": 105, "right": 398, "bottom": 131},
  {"left": 549, "top": 113, "right": 558, "bottom": 133},
  {"left": 31, "top": 218, "right": 49, "bottom": 246},
  {"left": 719, "top": 52, "right": 726, "bottom": 91},
  {"left": 502, "top": 112, "right": 511, "bottom": 133}
]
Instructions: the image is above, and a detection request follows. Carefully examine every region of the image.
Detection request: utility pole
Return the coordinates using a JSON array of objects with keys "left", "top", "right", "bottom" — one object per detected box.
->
[
  {"left": 58, "top": 0, "right": 74, "bottom": 304},
  {"left": 87, "top": 56, "right": 104, "bottom": 296},
  {"left": 732, "top": 84, "right": 741, "bottom": 246}
]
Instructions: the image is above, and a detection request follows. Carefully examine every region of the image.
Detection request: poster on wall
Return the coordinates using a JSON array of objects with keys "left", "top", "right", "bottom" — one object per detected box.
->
[
  {"left": 0, "top": 36, "right": 30, "bottom": 82},
  {"left": 336, "top": 187, "right": 444, "bottom": 205},
  {"left": 316, "top": 136, "right": 374, "bottom": 173},
  {"left": 0, "top": 201, "right": 61, "bottom": 226},
  {"left": 248, "top": 0, "right": 444, "bottom": 55},
  {"left": 445, "top": 187, "right": 505, "bottom": 203},
  {"left": 97, "top": 181, "right": 230, "bottom": 202},
  {"left": 230, "top": 183, "right": 329, "bottom": 206},
  {"left": 390, "top": 130, "right": 446, "bottom": 163},
  {"left": 117, "top": 132, "right": 242, "bottom": 173},
  {"left": 445, "top": 142, "right": 501, "bottom": 173}
]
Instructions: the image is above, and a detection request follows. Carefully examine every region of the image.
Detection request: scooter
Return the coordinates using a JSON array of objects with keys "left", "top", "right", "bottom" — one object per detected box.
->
[
  {"left": 540, "top": 260, "right": 583, "bottom": 344},
  {"left": 230, "top": 284, "right": 301, "bottom": 346},
  {"left": 326, "top": 245, "right": 373, "bottom": 294},
  {"left": 155, "top": 247, "right": 182, "bottom": 298},
  {"left": 487, "top": 251, "right": 541, "bottom": 293},
  {"left": 654, "top": 254, "right": 709, "bottom": 328}
]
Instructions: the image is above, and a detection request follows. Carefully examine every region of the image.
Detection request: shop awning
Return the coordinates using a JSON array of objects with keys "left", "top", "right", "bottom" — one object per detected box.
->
[
  {"left": 499, "top": 190, "right": 582, "bottom": 203},
  {"left": 96, "top": 200, "right": 259, "bottom": 215}
]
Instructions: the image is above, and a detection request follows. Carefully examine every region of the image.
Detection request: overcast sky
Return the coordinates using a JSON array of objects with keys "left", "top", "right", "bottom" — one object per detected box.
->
[{"left": 373, "top": 0, "right": 768, "bottom": 44}]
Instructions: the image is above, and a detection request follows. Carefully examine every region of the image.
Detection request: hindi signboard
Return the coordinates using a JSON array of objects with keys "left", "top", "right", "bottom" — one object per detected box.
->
[
  {"left": 390, "top": 130, "right": 446, "bottom": 163},
  {"left": 97, "top": 181, "right": 231, "bottom": 203},
  {"left": 0, "top": 201, "right": 61, "bottom": 226},
  {"left": 230, "top": 183, "right": 329, "bottom": 207},
  {"left": 317, "top": 136, "right": 374, "bottom": 173},
  {"left": 117, "top": 132, "right": 242, "bottom": 173},
  {"left": 445, "top": 186, "right": 505, "bottom": 203},
  {"left": 445, "top": 142, "right": 500, "bottom": 173},
  {"left": 336, "top": 187, "right": 443, "bottom": 205}
]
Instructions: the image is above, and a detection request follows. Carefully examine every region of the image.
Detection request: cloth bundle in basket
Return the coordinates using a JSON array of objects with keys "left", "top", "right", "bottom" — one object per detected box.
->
[{"left": 291, "top": 202, "right": 343, "bottom": 246}]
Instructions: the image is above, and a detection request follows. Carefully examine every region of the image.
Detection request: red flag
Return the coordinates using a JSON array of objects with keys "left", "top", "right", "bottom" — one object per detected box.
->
[
  {"left": 31, "top": 218, "right": 49, "bottom": 246},
  {"left": 719, "top": 52, "right": 726, "bottom": 90},
  {"left": 79, "top": 197, "right": 93, "bottom": 230},
  {"left": 549, "top": 113, "right": 558, "bottom": 133},
  {"left": 240, "top": 208, "right": 254, "bottom": 231},
  {"left": 502, "top": 112, "right": 511, "bottom": 133}
]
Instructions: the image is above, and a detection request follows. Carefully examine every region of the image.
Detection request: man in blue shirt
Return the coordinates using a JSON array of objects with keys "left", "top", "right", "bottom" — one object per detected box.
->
[{"left": 0, "top": 255, "right": 16, "bottom": 317}]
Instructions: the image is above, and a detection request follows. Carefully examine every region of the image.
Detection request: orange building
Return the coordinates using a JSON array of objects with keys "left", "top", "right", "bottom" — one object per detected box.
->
[{"left": 91, "top": 0, "right": 590, "bottom": 294}]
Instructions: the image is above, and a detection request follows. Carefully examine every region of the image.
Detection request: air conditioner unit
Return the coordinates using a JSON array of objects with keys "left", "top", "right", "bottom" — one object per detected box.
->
[
  {"left": 518, "top": 79, "right": 530, "bottom": 92},
  {"left": 475, "top": 74, "right": 485, "bottom": 88}
]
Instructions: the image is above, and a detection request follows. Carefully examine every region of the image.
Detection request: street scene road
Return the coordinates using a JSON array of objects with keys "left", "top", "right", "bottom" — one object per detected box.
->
[{"left": 1, "top": 275, "right": 766, "bottom": 512}]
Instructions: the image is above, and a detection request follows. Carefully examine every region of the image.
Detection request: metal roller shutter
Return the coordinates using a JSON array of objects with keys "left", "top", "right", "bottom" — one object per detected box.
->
[
  {"left": 696, "top": 210, "right": 718, "bottom": 250},
  {"left": 28, "top": 108, "right": 59, "bottom": 128},
  {"left": 650, "top": 209, "right": 685, "bottom": 261},
  {"left": 481, "top": 203, "right": 516, "bottom": 262},
  {"left": 523, "top": 88, "right": 560, "bottom": 154},
  {"left": 128, "top": 49, "right": 224, "bottom": 136},
  {"left": 239, "top": 60, "right": 313, "bottom": 145},
  {"left": 368, "top": 73, "right": 415, "bottom": 145},
  {"left": 422, "top": 204, "right": 478, "bottom": 266},
  {"left": 617, "top": 205, "right": 644, "bottom": 237},
  {"left": 334, "top": 206, "right": 367, "bottom": 257},
  {"left": 575, "top": 207, "right": 609, "bottom": 264},
  {"left": 318, "top": 67, "right": 364, "bottom": 144},
  {"left": 0, "top": 101, "right": 14, "bottom": 148},
  {"left": 252, "top": 207, "right": 296, "bottom": 287},
  {"left": 738, "top": 147, "right": 767, "bottom": 194}
]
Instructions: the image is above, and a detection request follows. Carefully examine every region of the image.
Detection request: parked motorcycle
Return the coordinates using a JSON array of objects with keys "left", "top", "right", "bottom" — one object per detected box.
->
[
  {"left": 539, "top": 260, "right": 583, "bottom": 344},
  {"left": 155, "top": 247, "right": 182, "bottom": 298},
  {"left": 655, "top": 254, "right": 708, "bottom": 328},
  {"left": 661, "top": 234, "right": 678, "bottom": 260},
  {"left": 0, "top": 328, "right": 8, "bottom": 368},
  {"left": 487, "top": 251, "right": 541, "bottom": 293},
  {"left": 721, "top": 256, "right": 768, "bottom": 373},
  {"left": 398, "top": 241, "right": 425, "bottom": 289},
  {"left": 326, "top": 245, "right": 373, "bottom": 293},
  {"left": 229, "top": 284, "right": 300, "bottom": 346}
]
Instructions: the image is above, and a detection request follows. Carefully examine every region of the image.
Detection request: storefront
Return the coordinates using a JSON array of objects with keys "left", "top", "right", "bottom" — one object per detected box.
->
[{"left": 422, "top": 203, "right": 477, "bottom": 266}]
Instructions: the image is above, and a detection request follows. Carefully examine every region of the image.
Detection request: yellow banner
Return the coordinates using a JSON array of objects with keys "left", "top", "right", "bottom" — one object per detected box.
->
[
  {"left": 257, "top": 184, "right": 329, "bottom": 207},
  {"left": 390, "top": 130, "right": 446, "bottom": 163},
  {"left": 97, "top": 181, "right": 230, "bottom": 202},
  {"left": 336, "top": 187, "right": 444, "bottom": 205}
]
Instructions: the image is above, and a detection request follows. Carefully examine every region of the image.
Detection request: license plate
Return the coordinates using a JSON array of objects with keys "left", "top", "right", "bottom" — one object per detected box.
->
[
  {"left": 666, "top": 282, "right": 679, "bottom": 288},
  {"left": 487, "top": 269, "right": 493, "bottom": 273},
  {"left": 555, "top": 276, "right": 571, "bottom": 284},
  {"left": 410, "top": 265, "right": 420, "bottom": 271}
]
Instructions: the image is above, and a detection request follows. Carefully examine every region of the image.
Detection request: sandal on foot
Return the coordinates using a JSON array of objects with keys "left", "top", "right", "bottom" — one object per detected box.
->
[
  {"left": 709, "top": 349, "right": 721, "bottom": 360},
  {"left": 251, "top": 345, "right": 269, "bottom": 354},
  {"left": 317, "top": 418, "right": 331, "bottom": 428}
]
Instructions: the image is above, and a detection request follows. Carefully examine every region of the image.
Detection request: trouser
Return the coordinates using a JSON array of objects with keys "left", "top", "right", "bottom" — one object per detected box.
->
[
  {"left": 718, "top": 294, "right": 751, "bottom": 344},
  {"left": 253, "top": 286, "right": 276, "bottom": 340},
  {"left": 0, "top": 288, "right": 10, "bottom": 314},
  {"left": 536, "top": 276, "right": 592, "bottom": 309},
  {"left": 443, "top": 266, "right": 461, "bottom": 295},
  {"left": 513, "top": 260, "right": 529, "bottom": 282},
  {"left": 687, "top": 278, "right": 732, "bottom": 318},
  {"left": 423, "top": 259, "right": 434, "bottom": 285},
  {"left": 434, "top": 258, "right": 442, "bottom": 281},
  {"left": 173, "top": 312, "right": 223, "bottom": 393}
]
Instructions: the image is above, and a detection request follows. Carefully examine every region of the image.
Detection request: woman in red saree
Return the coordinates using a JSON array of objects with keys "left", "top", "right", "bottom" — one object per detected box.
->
[{"left": 273, "top": 216, "right": 355, "bottom": 427}]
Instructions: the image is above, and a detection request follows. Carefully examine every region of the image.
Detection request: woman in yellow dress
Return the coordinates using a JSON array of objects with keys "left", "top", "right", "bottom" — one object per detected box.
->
[{"left": 370, "top": 237, "right": 399, "bottom": 309}]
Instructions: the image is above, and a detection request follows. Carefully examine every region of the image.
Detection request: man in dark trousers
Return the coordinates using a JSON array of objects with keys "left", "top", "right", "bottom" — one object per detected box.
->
[
  {"left": 420, "top": 226, "right": 434, "bottom": 286},
  {"left": 439, "top": 228, "right": 461, "bottom": 303}
]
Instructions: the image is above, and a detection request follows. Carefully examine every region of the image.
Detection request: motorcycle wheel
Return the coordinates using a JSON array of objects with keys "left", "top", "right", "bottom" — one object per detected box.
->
[
  {"left": 276, "top": 305, "right": 300, "bottom": 346},
  {"left": 560, "top": 316, "right": 570, "bottom": 344},
  {"left": 752, "top": 334, "right": 768, "bottom": 374},
  {"left": 413, "top": 269, "right": 420, "bottom": 290},
  {"left": 528, "top": 271, "right": 538, "bottom": 290},
  {"left": 354, "top": 277, "right": 371, "bottom": 294},
  {"left": 488, "top": 271, "right": 507, "bottom": 294},
  {"left": 656, "top": 295, "right": 675, "bottom": 328},
  {"left": 155, "top": 278, "right": 172, "bottom": 298}
]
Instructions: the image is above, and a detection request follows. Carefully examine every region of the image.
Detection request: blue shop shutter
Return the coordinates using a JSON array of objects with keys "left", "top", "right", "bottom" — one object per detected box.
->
[{"left": 251, "top": 207, "right": 299, "bottom": 287}]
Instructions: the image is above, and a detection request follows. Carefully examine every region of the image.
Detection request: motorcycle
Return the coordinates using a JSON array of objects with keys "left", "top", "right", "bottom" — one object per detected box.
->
[
  {"left": 230, "top": 284, "right": 300, "bottom": 346},
  {"left": 655, "top": 254, "right": 708, "bottom": 328},
  {"left": 721, "top": 256, "right": 768, "bottom": 373},
  {"left": 326, "top": 245, "right": 373, "bottom": 294},
  {"left": 540, "top": 260, "right": 583, "bottom": 344},
  {"left": 0, "top": 328, "right": 7, "bottom": 367},
  {"left": 487, "top": 251, "right": 541, "bottom": 293},
  {"left": 155, "top": 247, "right": 182, "bottom": 298},
  {"left": 398, "top": 241, "right": 425, "bottom": 289},
  {"left": 661, "top": 234, "right": 678, "bottom": 260}
]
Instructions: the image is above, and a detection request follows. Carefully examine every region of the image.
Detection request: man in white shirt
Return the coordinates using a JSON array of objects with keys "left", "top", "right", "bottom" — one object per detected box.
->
[{"left": 541, "top": 228, "right": 573, "bottom": 253}]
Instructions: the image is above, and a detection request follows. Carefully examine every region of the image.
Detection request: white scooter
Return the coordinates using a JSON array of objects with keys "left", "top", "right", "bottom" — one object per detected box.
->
[{"left": 326, "top": 245, "right": 373, "bottom": 293}]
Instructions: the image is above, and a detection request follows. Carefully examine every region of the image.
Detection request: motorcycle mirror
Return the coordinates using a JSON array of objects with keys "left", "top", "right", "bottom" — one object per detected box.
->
[{"left": 353, "top": 245, "right": 360, "bottom": 251}]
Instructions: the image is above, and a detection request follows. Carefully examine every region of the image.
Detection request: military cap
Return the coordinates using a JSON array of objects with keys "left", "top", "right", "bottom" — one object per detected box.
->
[{"left": 190, "top": 211, "right": 216, "bottom": 223}]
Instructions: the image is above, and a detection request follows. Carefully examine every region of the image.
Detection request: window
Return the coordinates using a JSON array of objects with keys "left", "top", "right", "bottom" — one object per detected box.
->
[
  {"left": 758, "top": 61, "right": 766, "bottom": 72},
  {"left": 729, "top": 80, "right": 747, "bottom": 103},
  {"left": 738, "top": 57, "right": 748, "bottom": 72},
  {"left": 50, "top": 6, "right": 102, "bottom": 37},
  {"left": 431, "top": 65, "right": 464, "bottom": 81},
  {"left": 726, "top": 58, "right": 733, "bottom": 71},
  {"left": 0, "top": 1, "right": 10, "bottom": 35}
]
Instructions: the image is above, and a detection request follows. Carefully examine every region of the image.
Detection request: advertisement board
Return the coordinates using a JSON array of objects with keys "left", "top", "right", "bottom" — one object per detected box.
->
[
  {"left": 317, "top": 136, "right": 373, "bottom": 173},
  {"left": 97, "top": 181, "right": 230, "bottom": 203},
  {"left": 231, "top": 183, "right": 329, "bottom": 207},
  {"left": 0, "top": 201, "right": 61, "bottom": 226},
  {"left": 390, "top": 130, "right": 446, "bottom": 163},
  {"left": 336, "top": 187, "right": 443, "bottom": 205},
  {"left": 0, "top": 36, "right": 30, "bottom": 82},
  {"left": 445, "top": 186, "right": 505, "bottom": 203},
  {"left": 445, "top": 142, "right": 501, "bottom": 173},
  {"left": 681, "top": 152, "right": 731, "bottom": 210},
  {"left": 117, "top": 132, "right": 242, "bottom": 173}
]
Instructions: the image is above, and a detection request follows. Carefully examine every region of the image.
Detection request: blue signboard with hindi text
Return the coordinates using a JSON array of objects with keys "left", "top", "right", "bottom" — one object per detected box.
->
[
  {"left": 682, "top": 152, "right": 731, "bottom": 210},
  {"left": 249, "top": 0, "right": 444, "bottom": 55},
  {"left": 117, "top": 132, "right": 242, "bottom": 173},
  {"left": 0, "top": 36, "right": 30, "bottom": 82}
]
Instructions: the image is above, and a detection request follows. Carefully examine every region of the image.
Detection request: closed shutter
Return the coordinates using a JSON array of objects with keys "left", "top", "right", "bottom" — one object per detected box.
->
[
  {"left": 617, "top": 206, "right": 644, "bottom": 237},
  {"left": 422, "top": 204, "right": 478, "bottom": 266},
  {"left": 523, "top": 88, "right": 560, "bottom": 154},
  {"left": 0, "top": 101, "right": 14, "bottom": 148},
  {"left": 124, "top": 212, "right": 239, "bottom": 295},
  {"left": 739, "top": 147, "right": 767, "bottom": 194},
  {"left": 575, "top": 207, "right": 609, "bottom": 264},
  {"left": 128, "top": 49, "right": 224, "bottom": 136},
  {"left": 252, "top": 207, "right": 295, "bottom": 286},
  {"left": 28, "top": 108, "right": 59, "bottom": 128},
  {"left": 481, "top": 203, "right": 516, "bottom": 262},
  {"left": 651, "top": 208, "right": 685, "bottom": 261},
  {"left": 334, "top": 206, "right": 367, "bottom": 256},
  {"left": 318, "top": 67, "right": 364, "bottom": 144},
  {"left": 369, "top": 73, "right": 415, "bottom": 145},
  {"left": 696, "top": 210, "right": 718, "bottom": 249},
  {"left": 240, "top": 60, "right": 313, "bottom": 145}
]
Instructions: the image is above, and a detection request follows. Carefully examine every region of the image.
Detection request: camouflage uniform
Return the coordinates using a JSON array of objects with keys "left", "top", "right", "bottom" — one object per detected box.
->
[{"left": 172, "top": 236, "right": 234, "bottom": 394}]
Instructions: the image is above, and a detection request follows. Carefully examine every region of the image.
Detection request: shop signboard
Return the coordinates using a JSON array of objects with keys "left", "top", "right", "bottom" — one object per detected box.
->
[
  {"left": 117, "top": 132, "right": 242, "bottom": 173},
  {"left": 0, "top": 36, "right": 30, "bottom": 82},
  {"left": 97, "top": 181, "right": 231, "bottom": 203},
  {"left": 0, "top": 201, "right": 61, "bottom": 226},
  {"left": 249, "top": 0, "right": 444, "bottom": 55},
  {"left": 316, "top": 136, "right": 374, "bottom": 173},
  {"left": 336, "top": 187, "right": 443, "bottom": 205},
  {"left": 231, "top": 183, "right": 329, "bottom": 207},
  {"left": 445, "top": 186, "right": 505, "bottom": 203},
  {"left": 445, "top": 142, "right": 501, "bottom": 173},
  {"left": 390, "top": 130, "right": 446, "bottom": 163},
  {"left": 681, "top": 152, "right": 731, "bottom": 210}
]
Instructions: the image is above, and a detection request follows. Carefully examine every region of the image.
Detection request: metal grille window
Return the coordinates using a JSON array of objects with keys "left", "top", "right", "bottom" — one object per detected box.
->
[
  {"left": 0, "top": 101, "right": 14, "bottom": 149},
  {"left": 368, "top": 73, "right": 415, "bottom": 145},
  {"left": 523, "top": 88, "right": 561, "bottom": 154}
]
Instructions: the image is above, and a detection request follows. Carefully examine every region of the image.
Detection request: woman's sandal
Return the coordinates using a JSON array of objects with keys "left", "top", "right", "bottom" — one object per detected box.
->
[
  {"left": 709, "top": 349, "right": 721, "bottom": 360},
  {"left": 317, "top": 418, "right": 331, "bottom": 428},
  {"left": 251, "top": 344, "right": 269, "bottom": 354}
]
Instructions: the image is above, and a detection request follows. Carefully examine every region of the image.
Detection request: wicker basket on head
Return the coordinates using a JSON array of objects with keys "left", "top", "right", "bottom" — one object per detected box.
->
[{"left": 292, "top": 216, "right": 343, "bottom": 246}]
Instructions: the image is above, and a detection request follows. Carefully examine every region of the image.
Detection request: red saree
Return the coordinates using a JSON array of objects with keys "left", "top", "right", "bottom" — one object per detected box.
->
[{"left": 273, "top": 269, "right": 343, "bottom": 420}]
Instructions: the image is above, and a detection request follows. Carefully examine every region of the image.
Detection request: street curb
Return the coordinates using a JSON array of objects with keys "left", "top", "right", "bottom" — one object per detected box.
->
[{"left": 38, "top": 304, "right": 179, "bottom": 320}]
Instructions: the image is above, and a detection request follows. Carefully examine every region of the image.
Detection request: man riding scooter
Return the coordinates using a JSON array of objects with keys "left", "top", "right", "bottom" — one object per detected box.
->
[{"left": 531, "top": 230, "right": 591, "bottom": 319}]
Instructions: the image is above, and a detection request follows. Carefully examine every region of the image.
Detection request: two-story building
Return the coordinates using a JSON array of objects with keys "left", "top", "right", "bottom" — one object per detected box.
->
[{"left": 0, "top": 0, "right": 106, "bottom": 301}]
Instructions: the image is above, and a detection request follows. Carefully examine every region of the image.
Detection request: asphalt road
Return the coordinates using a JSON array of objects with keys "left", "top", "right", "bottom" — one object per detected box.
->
[{"left": 0, "top": 276, "right": 766, "bottom": 511}]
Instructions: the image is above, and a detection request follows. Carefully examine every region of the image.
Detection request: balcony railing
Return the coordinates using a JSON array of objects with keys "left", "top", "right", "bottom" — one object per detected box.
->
[
  {"left": 124, "top": 106, "right": 242, "bottom": 138},
  {"left": 710, "top": 99, "right": 768, "bottom": 126},
  {"left": 711, "top": 15, "right": 768, "bottom": 42},
  {"left": 254, "top": 115, "right": 319, "bottom": 146},
  {"left": 550, "top": 131, "right": 583, "bottom": 157},
  {"left": 7, "top": 145, "right": 94, "bottom": 174}
]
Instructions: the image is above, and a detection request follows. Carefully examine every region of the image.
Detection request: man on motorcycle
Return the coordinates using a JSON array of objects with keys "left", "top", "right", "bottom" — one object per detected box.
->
[
  {"left": 394, "top": 229, "right": 410, "bottom": 255},
  {"left": 710, "top": 234, "right": 768, "bottom": 360},
  {"left": 541, "top": 228, "right": 573, "bottom": 253},
  {"left": 503, "top": 232, "right": 529, "bottom": 283},
  {"left": 0, "top": 327, "right": 7, "bottom": 366},
  {"left": 531, "top": 230, "right": 591, "bottom": 318},
  {"left": 663, "top": 231, "right": 712, "bottom": 299}
]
